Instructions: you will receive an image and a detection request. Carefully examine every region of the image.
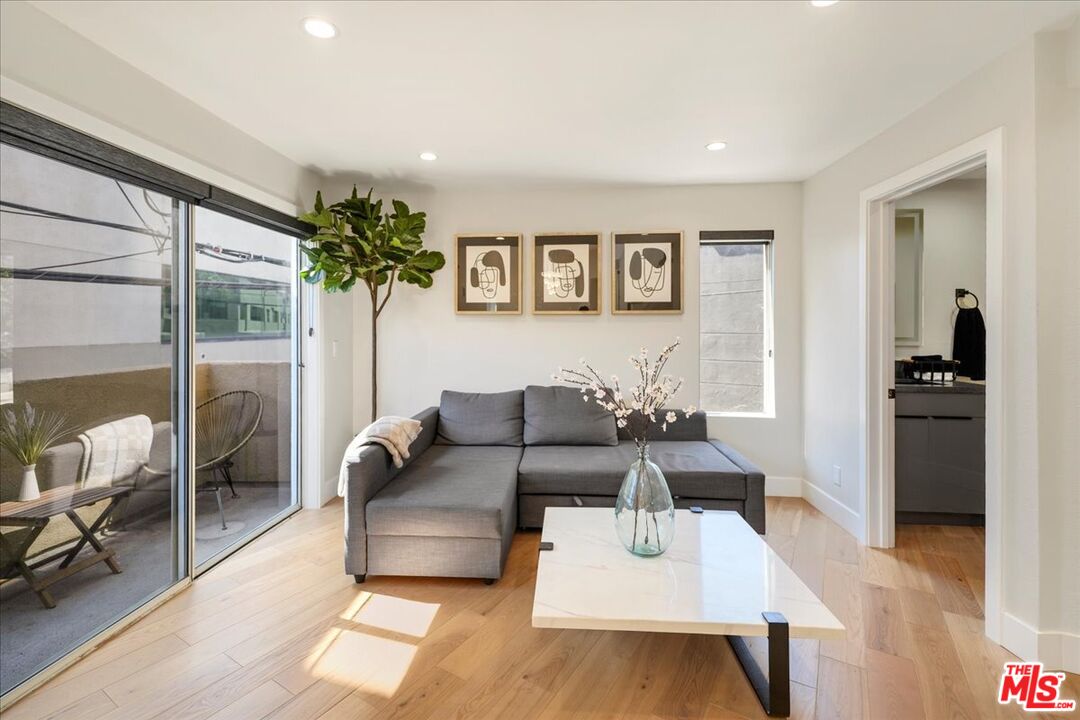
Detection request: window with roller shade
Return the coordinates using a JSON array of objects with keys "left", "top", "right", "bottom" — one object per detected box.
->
[{"left": 698, "top": 230, "right": 774, "bottom": 416}]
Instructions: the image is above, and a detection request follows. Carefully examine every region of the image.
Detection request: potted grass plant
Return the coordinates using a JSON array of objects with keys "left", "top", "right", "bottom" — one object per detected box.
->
[{"left": 0, "top": 403, "right": 72, "bottom": 501}]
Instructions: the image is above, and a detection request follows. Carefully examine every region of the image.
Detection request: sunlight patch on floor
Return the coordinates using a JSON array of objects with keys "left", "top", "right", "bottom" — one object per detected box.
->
[
  {"left": 340, "top": 591, "right": 374, "bottom": 622},
  {"left": 311, "top": 629, "right": 419, "bottom": 697},
  {"left": 350, "top": 594, "right": 440, "bottom": 638},
  {"left": 300, "top": 592, "right": 441, "bottom": 696}
]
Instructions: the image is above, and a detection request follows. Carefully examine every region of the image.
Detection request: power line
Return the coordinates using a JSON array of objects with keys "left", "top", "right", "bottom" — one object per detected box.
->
[
  {"left": 0, "top": 200, "right": 292, "bottom": 268},
  {"left": 0, "top": 201, "right": 168, "bottom": 240},
  {"left": 4, "top": 267, "right": 289, "bottom": 290},
  {"left": 115, "top": 180, "right": 156, "bottom": 237},
  {"left": 25, "top": 248, "right": 169, "bottom": 272}
]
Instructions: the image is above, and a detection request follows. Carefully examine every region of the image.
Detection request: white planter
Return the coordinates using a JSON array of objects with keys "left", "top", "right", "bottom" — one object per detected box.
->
[{"left": 18, "top": 464, "right": 40, "bottom": 501}]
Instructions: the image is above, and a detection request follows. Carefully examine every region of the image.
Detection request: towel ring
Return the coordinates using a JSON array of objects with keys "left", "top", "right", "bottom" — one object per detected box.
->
[{"left": 955, "top": 289, "right": 979, "bottom": 310}]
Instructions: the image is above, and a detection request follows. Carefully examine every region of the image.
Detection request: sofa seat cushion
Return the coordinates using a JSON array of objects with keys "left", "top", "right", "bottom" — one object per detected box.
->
[
  {"left": 367, "top": 445, "right": 521, "bottom": 539},
  {"left": 517, "top": 441, "right": 747, "bottom": 500}
]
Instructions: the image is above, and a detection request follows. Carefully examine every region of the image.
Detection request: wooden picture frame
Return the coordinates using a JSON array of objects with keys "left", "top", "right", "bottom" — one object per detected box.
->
[
  {"left": 532, "top": 233, "right": 601, "bottom": 315},
  {"left": 611, "top": 231, "right": 683, "bottom": 314},
  {"left": 455, "top": 234, "right": 523, "bottom": 314}
]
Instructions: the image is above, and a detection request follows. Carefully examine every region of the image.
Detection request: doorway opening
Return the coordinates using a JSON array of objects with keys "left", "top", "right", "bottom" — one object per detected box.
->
[
  {"left": 893, "top": 168, "right": 986, "bottom": 528},
  {"left": 859, "top": 129, "right": 1004, "bottom": 642}
]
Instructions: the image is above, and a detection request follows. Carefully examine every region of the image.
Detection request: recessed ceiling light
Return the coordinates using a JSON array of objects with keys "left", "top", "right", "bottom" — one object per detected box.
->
[
  {"left": 419, "top": 151, "right": 438, "bottom": 161},
  {"left": 303, "top": 17, "right": 337, "bottom": 39},
  {"left": 810, "top": 0, "right": 839, "bottom": 7},
  {"left": 705, "top": 141, "right": 727, "bottom": 151}
]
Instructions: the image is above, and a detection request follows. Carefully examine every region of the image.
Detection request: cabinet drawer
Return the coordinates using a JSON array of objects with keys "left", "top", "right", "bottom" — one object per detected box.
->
[{"left": 895, "top": 393, "right": 984, "bottom": 418}]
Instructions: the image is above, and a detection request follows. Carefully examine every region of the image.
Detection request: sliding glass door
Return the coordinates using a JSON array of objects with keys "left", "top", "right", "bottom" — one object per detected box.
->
[
  {"left": 0, "top": 143, "right": 187, "bottom": 695},
  {"left": 0, "top": 105, "right": 302, "bottom": 698},
  {"left": 191, "top": 207, "right": 299, "bottom": 569}
]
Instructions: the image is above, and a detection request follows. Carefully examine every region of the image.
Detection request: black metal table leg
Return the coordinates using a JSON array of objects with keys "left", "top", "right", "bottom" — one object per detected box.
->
[{"left": 726, "top": 611, "right": 790, "bottom": 717}]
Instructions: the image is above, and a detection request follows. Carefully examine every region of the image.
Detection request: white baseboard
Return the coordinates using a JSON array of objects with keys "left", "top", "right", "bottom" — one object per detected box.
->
[
  {"left": 1042, "top": 631, "right": 1080, "bottom": 674},
  {"left": 1002, "top": 612, "right": 1041, "bottom": 661},
  {"left": 321, "top": 474, "right": 339, "bottom": 507},
  {"left": 1063, "top": 633, "right": 1080, "bottom": 674},
  {"left": 800, "top": 480, "right": 863, "bottom": 539},
  {"left": 765, "top": 476, "right": 804, "bottom": 497},
  {"left": 1002, "top": 612, "right": 1080, "bottom": 673},
  {"left": 761, "top": 476, "right": 861, "bottom": 539}
]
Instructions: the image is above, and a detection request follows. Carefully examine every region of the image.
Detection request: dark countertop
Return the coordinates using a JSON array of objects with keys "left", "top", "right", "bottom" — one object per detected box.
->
[{"left": 894, "top": 380, "right": 986, "bottom": 395}]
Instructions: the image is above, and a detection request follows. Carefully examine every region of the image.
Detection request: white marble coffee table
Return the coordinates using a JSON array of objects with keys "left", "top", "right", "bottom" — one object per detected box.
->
[{"left": 532, "top": 508, "right": 845, "bottom": 717}]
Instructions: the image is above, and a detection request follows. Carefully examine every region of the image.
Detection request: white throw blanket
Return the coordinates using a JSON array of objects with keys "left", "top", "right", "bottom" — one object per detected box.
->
[
  {"left": 338, "top": 416, "right": 422, "bottom": 496},
  {"left": 77, "top": 414, "right": 153, "bottom": 488}
]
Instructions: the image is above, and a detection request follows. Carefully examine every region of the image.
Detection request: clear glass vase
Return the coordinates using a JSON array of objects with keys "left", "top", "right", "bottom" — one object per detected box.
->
[{"left": 614, "top": 445, "right": 675, "bottom": 556}]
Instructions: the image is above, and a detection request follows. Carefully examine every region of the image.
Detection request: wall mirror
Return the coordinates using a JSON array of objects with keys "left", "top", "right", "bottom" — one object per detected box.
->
[{"left": 894, "top": 209, "right": 924, "bottom": 347}]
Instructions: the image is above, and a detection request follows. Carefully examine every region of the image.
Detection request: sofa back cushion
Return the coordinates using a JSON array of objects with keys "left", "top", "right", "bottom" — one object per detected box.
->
[
  {"left": 616, "top": 409, "right": 708, "bottom": 442},
  {"left": 437, "top": 390, "right": 524, "bottom": 446},
  {"left": 524, "top": 385, "right": 618, "bottom": 446}
]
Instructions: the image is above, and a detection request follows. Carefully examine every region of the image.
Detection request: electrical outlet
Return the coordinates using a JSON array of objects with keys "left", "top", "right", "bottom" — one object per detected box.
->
[{"left": 832, "top": 465, "right": 842, "bottom": 488}]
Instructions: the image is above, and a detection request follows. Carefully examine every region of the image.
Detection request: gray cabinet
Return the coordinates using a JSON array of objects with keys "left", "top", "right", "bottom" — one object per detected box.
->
[{"left": 895, "top": 390, "right": 985, "bottom": 521}]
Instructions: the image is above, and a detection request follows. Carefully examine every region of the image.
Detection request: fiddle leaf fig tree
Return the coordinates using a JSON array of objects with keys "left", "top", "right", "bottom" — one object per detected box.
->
[{"left": 298, "top": 186, "right": 445, "bottom": 421}]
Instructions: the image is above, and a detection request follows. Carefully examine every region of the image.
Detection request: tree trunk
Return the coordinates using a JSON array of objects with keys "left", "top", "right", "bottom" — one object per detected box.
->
[{"left": 370, "top": 294, "right": 378, "bottom": 423}]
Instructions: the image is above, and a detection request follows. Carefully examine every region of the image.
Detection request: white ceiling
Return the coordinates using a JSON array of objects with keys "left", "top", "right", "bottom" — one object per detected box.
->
[{"left": 32, "top": 0, "right": 1079, "bottom": 187}]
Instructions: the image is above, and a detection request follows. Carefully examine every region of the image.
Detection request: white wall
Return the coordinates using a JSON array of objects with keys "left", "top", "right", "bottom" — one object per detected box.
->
[
  {"left": 895, "top": 178, "right": 987, "bottom": 361},
  {"left": 0, "top": 0, "right": 352, "bottom": 508},
  {"left": 313, "top": 287, "right": 356, "bottom": 503},
  {"left": 802, "top": 25, "right": 1079, "bottom": 665},
  {"left": 1034, "top": 24, "right": 1080, "bottom": 667},
  {"left": 329, "top": 182, "right": 805, "bottom": 480}
]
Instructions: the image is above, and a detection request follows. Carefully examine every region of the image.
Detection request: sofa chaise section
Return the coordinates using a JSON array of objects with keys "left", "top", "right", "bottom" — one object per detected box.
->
[
  {"left": 365, "top": 444, "right": 520, "bottom": 581},
  {"left": 708, "top": 439, "right": 766, "bottom": 535},
  {"left": 344, "top": 390, "right": 524, "bottom": 584},
  {"left": 343, "top": 406, "right": 438, "bottom": 581}
]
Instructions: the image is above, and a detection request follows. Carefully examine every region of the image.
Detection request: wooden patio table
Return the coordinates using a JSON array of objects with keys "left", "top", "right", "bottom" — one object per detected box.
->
[{"left": 0, "top": 485, "right": 132, "bottom": 608}]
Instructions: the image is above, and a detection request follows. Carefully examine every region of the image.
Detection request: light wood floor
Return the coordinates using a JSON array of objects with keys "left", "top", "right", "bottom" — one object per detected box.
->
[{"left": 6, "top": 497, "right": 1078, "bottom": 720}]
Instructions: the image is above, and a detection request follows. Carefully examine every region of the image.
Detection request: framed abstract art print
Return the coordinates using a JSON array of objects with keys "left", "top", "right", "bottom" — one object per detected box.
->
[
  {"left": 611, "top": 231, "right": 683, "bottom": 313},
  {"left": 532, "top": 233, "right": 601, "bottom": 314},
  {"left": 455, "top": 234, "right": 522, "bottom": 314}
]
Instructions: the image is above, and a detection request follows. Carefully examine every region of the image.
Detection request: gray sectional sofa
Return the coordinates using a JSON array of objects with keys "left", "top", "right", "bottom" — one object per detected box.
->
[{"left": 343, "top": 386, "right": 765, "bottom": 584}]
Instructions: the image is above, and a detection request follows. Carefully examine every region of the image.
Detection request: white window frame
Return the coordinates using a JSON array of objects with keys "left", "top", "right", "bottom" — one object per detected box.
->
[{"left": 698, "top": 230, "right": 776, "bottom": 419}]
